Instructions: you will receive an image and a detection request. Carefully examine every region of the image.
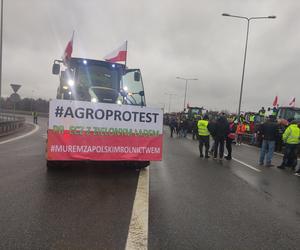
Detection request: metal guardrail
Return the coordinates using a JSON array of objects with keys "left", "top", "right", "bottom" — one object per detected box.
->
[
  {"left": 0, "top": 113, "right": 26, "bottom": 136},
  {"left": 0, "top": 109, "right": 49, "bottom": 118},
  {"left": 241, "top": 133, "right": 253, "bottom": 143}
]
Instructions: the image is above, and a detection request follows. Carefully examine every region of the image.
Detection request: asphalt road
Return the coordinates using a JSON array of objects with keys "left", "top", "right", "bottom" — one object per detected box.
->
[
  {"left": 149, "top": 130, "right": 300, "bottom": 249},
  {"left": 0, "top": 118, "right": 299, "bottom": 249},
  {"left": 0, "top": 117, "right": 139, "bottom": 250}
]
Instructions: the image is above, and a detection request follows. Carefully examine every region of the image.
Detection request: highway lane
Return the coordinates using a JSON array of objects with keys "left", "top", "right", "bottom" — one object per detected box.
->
[
  {"left": 0, "top": 120, "right": 300, "bottom": 249},
  {"left": 149, "top": 129, "right": 300, "bottom": 249},
  {"left": 0, "top": 117, "right": 140, "bottom": 250},
  {"left": 228, "top": 143, "right": 300, "bottom": 213}
]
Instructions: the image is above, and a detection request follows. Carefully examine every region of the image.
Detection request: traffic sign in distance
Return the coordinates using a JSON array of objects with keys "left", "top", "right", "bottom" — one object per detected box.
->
[
  {"left": 9, "top": 93, "right": 21, "bottom": 103},
  {"left": 10, "top": 84, "right": 21, "bottom": 93}
]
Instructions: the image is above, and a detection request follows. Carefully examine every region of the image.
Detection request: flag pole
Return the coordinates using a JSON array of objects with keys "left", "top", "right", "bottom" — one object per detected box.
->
[
  {"left": 72, "top": 30, "right": 74, "bottom": 45},
  {"left": 124, "top": 40, "right": 128, "bottom": 69}
]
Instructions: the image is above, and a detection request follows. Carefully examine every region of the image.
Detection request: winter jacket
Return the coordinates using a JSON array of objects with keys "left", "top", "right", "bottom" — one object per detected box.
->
[
  {"left": 259, "top": 121, "right": 279, "bottom": 141},
  {"left": 214, "top": 116, "right": 230, "bottom": 138},
  {"left": 282, "top": 124, "right": 300, "bottom": 144}
]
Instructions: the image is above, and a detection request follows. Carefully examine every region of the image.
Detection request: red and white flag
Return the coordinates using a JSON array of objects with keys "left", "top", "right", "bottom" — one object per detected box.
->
[
  {"left": 104, "top": 41, "right": 127, "bottom": 63},
  {"left": 272, "top": 95, "right": 278, "bottom": 107},
  {"left": 289, "top": 97, "right": 296, "bottom": 107},
  {"left": 62, "top": 31, "right": 74, "bottom": 65}
]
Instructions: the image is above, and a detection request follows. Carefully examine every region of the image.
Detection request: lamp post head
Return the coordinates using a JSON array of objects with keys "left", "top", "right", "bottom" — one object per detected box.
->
[
  {"left": 268, "top": 15, "right": 276, "bottom": 19},
  {"left": 222, "top": 13, "right": 231, "bottom": 17},
  {"left": 176, "top": 77, "right": 198, "bottom": 81}
]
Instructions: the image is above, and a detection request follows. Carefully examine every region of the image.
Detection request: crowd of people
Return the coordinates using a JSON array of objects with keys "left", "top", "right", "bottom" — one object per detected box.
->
[
  {"left": 168, "top": 115, "right": 190, "bottom": 138},
  {"left": 168, "top": 111, "right": 300, "bottom": 176}
]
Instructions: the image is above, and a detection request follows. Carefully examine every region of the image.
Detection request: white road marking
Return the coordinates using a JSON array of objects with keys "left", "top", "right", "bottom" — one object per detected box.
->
[
  {"left": 125, "top": 168, "right": 149, "bottom": 250},
  {"left": 0, "top": 124, "right": 39, "bottom": 145},
  {"left": 232, "top": 157, "right": 261, "bottom": 172}
]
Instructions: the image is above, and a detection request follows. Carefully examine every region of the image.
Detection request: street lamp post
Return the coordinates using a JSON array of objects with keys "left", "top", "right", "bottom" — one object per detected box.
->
[
  {"left": 0, "top": 0, "right": 3, "bottom": 100},
  {"left": 176, "top": 77, "right": 198, "bottom": 111},
  {"left": 222, "top": 13, "right": 276, "bottom": 121}
]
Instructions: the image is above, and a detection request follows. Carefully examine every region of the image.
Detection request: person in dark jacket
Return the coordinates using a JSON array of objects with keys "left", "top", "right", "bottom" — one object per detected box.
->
[
  {"left": 182, "top": 118, "right": 189, "bottom": 138},
  {"left": 258, "top": 115, "right": 279, "bottom": 167},
  {"left": 169, "top": 116, "right": 177, "bottom": 138},
  {"left": 213, "top": 115, "right": 230, "bottom": 160},
  {"left": 225, "top": 118, "right": 236, "bottom": 160},
  {"left": 192, "top": 118, "right": 199, "bottom": 140},
  {"left": 208, "top": 118, "right": 216, "bottom": 155},
  {"left": 178, "top": 118, "right": 184, "bottom": 137}
]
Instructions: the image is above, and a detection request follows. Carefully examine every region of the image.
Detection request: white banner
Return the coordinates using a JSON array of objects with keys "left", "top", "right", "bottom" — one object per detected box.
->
[{"left": 49, "top": 99, "right": 163, "bottom": 133}]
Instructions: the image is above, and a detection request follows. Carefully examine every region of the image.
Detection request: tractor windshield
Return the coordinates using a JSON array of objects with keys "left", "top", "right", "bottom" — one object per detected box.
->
[
  {"left": 77, "top": 64, "right": 118, "bottom": 90},
  {"left": 55, "top": 58, "right": 145, "bottom": 106}
]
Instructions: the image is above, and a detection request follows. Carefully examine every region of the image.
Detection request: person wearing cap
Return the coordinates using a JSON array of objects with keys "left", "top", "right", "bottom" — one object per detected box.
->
[
  {"left": 197, "top": 114, "right": 210, "bottom": 158},
  {"left": 258, "top": 115, "right": 279, "bottom": 167},
  {"left": 278, "top": 120, "right": 300, "bottom": 170}
]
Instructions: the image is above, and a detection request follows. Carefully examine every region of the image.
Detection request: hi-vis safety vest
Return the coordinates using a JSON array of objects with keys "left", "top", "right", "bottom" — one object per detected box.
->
[
  {"left": 245, "top": 124, "right": 250, "bottom": 132},
  {"left": 282, "top": 124, "right": 300, "bottom": 144},
  {"left": 249, "top": 115, "right": 255, "bottom": 122},
  {"left": 198, "top": 120, "right": 210, "bottom": 136}
]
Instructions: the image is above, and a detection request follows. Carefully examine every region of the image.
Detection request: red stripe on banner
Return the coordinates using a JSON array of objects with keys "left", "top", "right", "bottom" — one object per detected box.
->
[
  {"left": 47, "top": 130, "right": 162, "bottom": 161},
  {"left": 105, "top": 51, "right": 127, "bottom": 63}
]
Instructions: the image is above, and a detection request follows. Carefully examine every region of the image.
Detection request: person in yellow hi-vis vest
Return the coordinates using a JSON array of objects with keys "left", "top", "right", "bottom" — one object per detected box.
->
[
  {"left": 278, "top": 120, "right": 300, "bottom": 170},
  {"left": 197, "top": 114, "right": 210, "bottom": 158},
  {"left": 32, "top": 111, "right": 38, "bottom": 124}
]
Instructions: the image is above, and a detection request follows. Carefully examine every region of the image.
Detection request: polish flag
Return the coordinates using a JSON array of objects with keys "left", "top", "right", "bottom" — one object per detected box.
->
[
  {"left": 272, "top": 95, "right": 278, "bottom": 107},
  {"left": 62, "top": 31, "right": 74, "bottom": 65},
  {"left": 289, "top": 97, "right": 296, "bottom": 107},
  {"left": 104, "top": 41, "right": 127, "bottom": 63}
]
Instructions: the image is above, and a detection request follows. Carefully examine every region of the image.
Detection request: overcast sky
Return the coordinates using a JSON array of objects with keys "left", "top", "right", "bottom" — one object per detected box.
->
[{"left": 2, "top": 0, "right": 300, "bottom": 112}]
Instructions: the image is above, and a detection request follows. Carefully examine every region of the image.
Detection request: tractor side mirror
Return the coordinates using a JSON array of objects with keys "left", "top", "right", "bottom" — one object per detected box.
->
[
  {"left": 52, "top": 63, "right": 60, "bottom": 75},
  {"left": 134, "top": 71, "right": 141, "bottom": 81}
]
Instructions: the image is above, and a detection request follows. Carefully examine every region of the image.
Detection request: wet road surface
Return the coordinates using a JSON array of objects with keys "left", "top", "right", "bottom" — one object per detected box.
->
[
  {"left": 0, "top": 120, "right": 299, "bottom": 249},
  {"left": 149, "top": 130, "right": 300, "bottom": 249},
  {"left": 0, "top": 117, "right": 139, "bottom": 249}
]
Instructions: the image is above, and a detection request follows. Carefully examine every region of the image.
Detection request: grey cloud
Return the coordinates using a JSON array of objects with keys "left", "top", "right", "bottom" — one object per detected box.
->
[{"left": 2, "top": 0, "right": 300, "bottom": 112}]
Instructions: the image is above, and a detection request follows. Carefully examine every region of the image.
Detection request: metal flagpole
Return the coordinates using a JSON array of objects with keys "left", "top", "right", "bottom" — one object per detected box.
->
[{"left": 124, "top": 40, "right": 128, "bottom": 69}]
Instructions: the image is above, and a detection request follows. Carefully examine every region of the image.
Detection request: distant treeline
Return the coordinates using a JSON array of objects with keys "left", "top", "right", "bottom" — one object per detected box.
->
[{"left": 0, "top": 97, "right": 49, "bottom": 113}]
